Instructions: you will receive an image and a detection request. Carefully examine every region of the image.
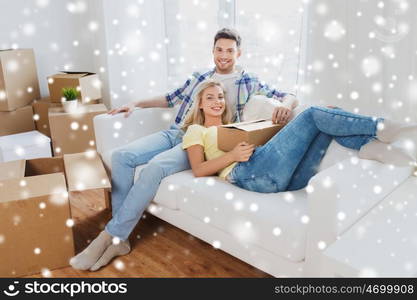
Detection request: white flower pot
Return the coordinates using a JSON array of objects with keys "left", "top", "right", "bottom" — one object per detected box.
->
[{"left": 63, "top": 100, "right": 78, "bottom": 113}]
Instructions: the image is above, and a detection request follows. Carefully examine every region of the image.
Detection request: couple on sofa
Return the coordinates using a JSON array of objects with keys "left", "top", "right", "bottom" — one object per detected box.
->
[{"left": 70, "top": 28, "right": 417, "bottom": 272}]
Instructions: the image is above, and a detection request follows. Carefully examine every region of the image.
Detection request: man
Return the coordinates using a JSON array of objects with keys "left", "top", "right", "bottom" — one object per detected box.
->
[{"left": 70, "top": 28, "right": 299, "bottom": 271}]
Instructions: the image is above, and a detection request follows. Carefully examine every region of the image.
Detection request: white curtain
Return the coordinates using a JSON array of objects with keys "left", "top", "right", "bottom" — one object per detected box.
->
[
  {"left": 102, "top": 0, "right": 168, "bottom": 108},
  {"left": 163, "top": 0, "right": 222, "bottom": 89}
]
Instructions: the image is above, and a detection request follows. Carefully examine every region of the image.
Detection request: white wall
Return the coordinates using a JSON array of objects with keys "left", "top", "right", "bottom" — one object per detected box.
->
[
  {"left": 0, "top": 0, "right": 110, "bottom": 107},
  {"left": 302, "top": 0, "right": 417, "bottom": 122}
]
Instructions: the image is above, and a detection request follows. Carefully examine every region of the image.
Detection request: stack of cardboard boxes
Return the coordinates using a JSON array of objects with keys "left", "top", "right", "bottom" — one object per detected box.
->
[
  {"left": 0, "top": 48, "right": 111, "bottom": 277},
  {"left": 34, "top": 71, "right": 107, "bottom": 156},
  {"left": 0, "top": 49, "right": 52, "bottom": 163},
  {"left": 0, "top": 49, "right": 39, "bottom": 136},
  {"left": 1, "top": 49, "right": 108, "bottom": 159}
]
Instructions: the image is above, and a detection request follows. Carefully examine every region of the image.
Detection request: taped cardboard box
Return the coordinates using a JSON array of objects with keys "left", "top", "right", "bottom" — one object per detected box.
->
[
  {"left": 0, "top": 151, "right": 111, "bottom": 277},
  {"left": 47, "top": 72, "right": 102, "bottom": 104},
  {"left": 0, "top": 104, "right": 35, "bottom": 137},
  {"left": 217, "top": 119, "right": 283, "bottom": 152},
  {"left": 0, "top": 49, "right": 40, "bottom": 111},
  {"left": 49, "top": 103, "right": 107, "bottom": 155}
]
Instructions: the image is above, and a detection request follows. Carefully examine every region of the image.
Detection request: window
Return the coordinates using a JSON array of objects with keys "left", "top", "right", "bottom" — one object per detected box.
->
[{"left": 235, "top": 0, "right": 304, "bottom": 93}]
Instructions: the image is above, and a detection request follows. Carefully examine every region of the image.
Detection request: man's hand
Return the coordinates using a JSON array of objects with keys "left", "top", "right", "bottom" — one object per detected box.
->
[
  {"left": 108, "top": 102, "right": 137, "bottom": 118},
  {"left": 272, "top": 106, "right": 292, "bottom": 125}
]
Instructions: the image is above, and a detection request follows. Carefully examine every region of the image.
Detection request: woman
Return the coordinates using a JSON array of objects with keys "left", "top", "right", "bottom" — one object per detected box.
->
[{"left": 183, "top": 80, "right": 416, "bottom": 193}]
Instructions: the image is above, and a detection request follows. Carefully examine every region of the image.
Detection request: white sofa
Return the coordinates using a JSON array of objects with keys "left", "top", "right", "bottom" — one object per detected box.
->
[{"left": 93, "top": 107, "right": 414, "bottom": 277}]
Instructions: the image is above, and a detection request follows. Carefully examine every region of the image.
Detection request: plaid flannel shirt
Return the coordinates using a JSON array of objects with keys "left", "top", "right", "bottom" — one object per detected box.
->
[{"left": 166, "top": 67, "right": 291, "bottom": 126}]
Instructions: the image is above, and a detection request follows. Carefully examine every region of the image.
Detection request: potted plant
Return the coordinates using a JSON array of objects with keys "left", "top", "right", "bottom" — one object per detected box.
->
[{"left": 61, "top": 87, "right": 80, "bottom": 113}]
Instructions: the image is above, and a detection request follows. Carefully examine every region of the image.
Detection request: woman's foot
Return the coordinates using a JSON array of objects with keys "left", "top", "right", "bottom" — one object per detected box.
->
[
  {"left": 376, "top": 119, "right": 417, "bottom": 143},
  {"left": 90, "top": 240, "right": 131, "bottom": 271},
  {"left": 358, "top": 139, "right": 415, "bottom": 167},
  {"left": 69, "top": 230, "right": 113, "bottom": 270}
]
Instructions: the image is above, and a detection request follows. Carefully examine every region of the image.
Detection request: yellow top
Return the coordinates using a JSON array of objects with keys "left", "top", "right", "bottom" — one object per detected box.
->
[{"left": 182, "top": 124, "right": 236, "bottom": 179}]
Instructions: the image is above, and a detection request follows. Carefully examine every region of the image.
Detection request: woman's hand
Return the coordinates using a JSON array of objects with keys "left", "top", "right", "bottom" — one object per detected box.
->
[
  {"left": 272, "top": 106, "right": 292, "bottom": 125},
  {"left": 108, "top": 102, "right": 137, "bottom": 117},
  {"left": 229, "top": 142, "right": 255, "bottom": 162}
]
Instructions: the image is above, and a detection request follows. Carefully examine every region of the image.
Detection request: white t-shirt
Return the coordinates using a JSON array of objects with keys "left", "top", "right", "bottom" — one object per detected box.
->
[{"left": 211, "top": 70, "right": 240, "bottom": 121}]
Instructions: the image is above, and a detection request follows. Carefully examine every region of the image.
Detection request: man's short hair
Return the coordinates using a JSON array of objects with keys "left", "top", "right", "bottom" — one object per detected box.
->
[{"left": 214, "top": 28, "right": 242, "bottom": 48}]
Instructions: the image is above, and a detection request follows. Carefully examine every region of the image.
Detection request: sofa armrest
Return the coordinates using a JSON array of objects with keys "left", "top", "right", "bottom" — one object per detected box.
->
[
  {"left": 303, "top": 157, "right": 413, "bottom": 276},
  {"left": 93, "top": 107, "right": 177, "bottom": 155}
]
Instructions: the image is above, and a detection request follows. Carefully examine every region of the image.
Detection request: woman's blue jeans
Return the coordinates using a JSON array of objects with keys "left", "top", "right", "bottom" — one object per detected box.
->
[{"left": 228, "top": 106, "right": 384, "bottom": 193}]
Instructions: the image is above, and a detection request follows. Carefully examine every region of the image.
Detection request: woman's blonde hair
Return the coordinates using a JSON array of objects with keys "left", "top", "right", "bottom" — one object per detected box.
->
[{"left": 182, "top": 79, "right": 232, "bottom": 132}]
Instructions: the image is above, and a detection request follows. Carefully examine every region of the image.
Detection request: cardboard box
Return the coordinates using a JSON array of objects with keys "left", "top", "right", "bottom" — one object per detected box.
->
[
  {"left": 217, "top": 119, "right": 283, "bottom": 152},
  {"left": 47, "top": 72, "right": 102, "bottom": 104},
  {"left": 49, "top": 103, "right": 107, "bottom": 155},
  {"left": 32, "top": 97, "right": 62, "bottom": 137},
  {"left": 0, "top": 105, "right": 35, "bottom": 137},
  {"left": 0, "top": 151, "right": 111, "bottom": 277},
  {"left": 0, "top": 49, "right": 40, "bottom": 111},
  {"left": 0, "top": 130, "right": 52, "bottom": 163},
  {"left": 0, "top": 160, "right": 25, "bottom": 181},
  {"left": 0, "top": 159, "right": 72, "bottom": 277},
  {"left": 32, "top": 97, "right": 100, "bottom": 138}
]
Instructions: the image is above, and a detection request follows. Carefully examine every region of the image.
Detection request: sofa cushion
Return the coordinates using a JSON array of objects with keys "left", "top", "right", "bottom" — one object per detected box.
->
[{"left": 156, "top": 170, "right": 310, "bottom": 262}]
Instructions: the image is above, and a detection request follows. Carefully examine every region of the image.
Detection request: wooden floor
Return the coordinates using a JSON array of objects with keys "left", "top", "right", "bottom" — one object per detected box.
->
[{"left": 27, "top": 190, "right": 270, "bottom": 278}]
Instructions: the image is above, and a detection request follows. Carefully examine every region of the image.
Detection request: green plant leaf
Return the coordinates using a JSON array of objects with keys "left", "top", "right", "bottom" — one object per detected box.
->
[{"left": 61, "top": 87, "right": 80, "bottom": 101}]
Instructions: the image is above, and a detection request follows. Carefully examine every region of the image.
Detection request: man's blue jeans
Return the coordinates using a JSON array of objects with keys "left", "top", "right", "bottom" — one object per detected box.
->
[
  {"left": 228, "top": 106, "right": 383, "bottom": 193},
  {"left": 105, "top": 125, "right": 189, "bottom": 241}
]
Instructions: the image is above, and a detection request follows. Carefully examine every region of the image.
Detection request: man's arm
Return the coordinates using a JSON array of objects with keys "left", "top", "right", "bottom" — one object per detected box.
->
[
  {"left": 280, "top": 94, "right": 299, "bottom": 109},
  {"left": 109, "top": 76, "right": 193, "bottom": 118},
  {"left": 252, "top": 79, "right": 299, "bottom": 124},
  {"left": 271, "top": 94, "right": 299, "bottom": 125},
  {"left": 108, "top": 95, "right": 168, "bottom": 117},
  {"left": 134, "top": 95, "right": 169, "bottom": 108}
]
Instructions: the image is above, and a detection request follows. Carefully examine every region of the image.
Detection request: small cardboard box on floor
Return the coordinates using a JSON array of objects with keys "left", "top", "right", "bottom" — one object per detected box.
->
[
  {"left": 49, "top": 103, "right": 107, "bottom": 155},
  {"left": 47, "top": 72, "right": 102, "bottom": 104},
  {"left": 217, "top": 119, "right": 283, "bottom": 152},
  {"left": 0, "top": 105, "right": 35, "bottom": 136},
  {"left": 0, "top": 48, "right": 40, "bottom": 111},
  {"left": 0, "top": 151, "right": 111, "bottom": 277}
]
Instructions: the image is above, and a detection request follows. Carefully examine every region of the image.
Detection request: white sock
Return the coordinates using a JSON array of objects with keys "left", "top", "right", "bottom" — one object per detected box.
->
[
  {"left": 358, "top": 139, "right": 415, "bottom": 167},
  {"left": 376, "top": 119, "right": 417, "bottom": 143},
  {"left": 89, "top": 240, "right": 131, "bottom": 272},
  {"left": 69, "top": 230, "right": 113, "bottom": 270}
]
